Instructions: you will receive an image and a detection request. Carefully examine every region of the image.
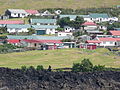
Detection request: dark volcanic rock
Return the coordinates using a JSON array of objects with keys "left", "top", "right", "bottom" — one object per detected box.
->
[{"left": 0, "top": 68, "right": 119, "bottom": 90}]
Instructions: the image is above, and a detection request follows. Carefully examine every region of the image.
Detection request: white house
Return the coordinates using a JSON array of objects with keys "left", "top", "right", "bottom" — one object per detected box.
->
[
  {"left": 40, "top": 10, "right": 55, "bottom": 16},
  {"left": 30, "top": 19, "right": 57, "bottom": 25},
  {"left": 64, "top": 26, "right": 75, "bottom": 32},
  {"left": 5, "top": 9, "right": 29, "bottom": 18},
  {"left": 82, "top": 22, "right": 98, "bottom": 30},
  {"left": 54, "top": 10, "right": 62, "bottom": 15},
  {"left": 32, "top": 25, "right": 59, "bottom": 35},
  {"left": 89, "top": 13, "right": 118, "bottom": 23},
  {"left": 56, "top": 32, "right": 73, "bottom": 36},
  {"left": 7, "top": 24, "right": 31, "bottom": 33}
]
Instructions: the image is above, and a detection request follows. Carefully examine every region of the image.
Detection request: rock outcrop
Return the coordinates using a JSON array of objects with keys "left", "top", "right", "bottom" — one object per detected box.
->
[{"left": 0, "top": 68, "right": 119, "bottom": 90}]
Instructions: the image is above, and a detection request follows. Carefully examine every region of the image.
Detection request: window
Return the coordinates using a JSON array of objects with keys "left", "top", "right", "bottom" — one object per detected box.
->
[
  {"left": 14, "top": 13, "right": 16, "bottom": 15},
  {"left": 103, "top": 42, "right": 106, "bottom": 44},
  {"left": 110, "top": 42, "right": 113, "bottom": 44}
]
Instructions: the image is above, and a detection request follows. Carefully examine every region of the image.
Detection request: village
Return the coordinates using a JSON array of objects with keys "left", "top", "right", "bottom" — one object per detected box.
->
[{"left": 0, "top": 8, "right": 120, "bottom": 51}]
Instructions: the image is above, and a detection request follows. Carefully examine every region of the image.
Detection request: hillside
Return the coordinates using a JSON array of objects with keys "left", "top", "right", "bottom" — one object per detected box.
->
[
  {"left": 0, "top": 0, "right": 120, "bottom": 14},
  {"left": 0, "top": 48, "right": 119, "bottom": 69},
  {"left": 0, "top": 68, "right": 120, "bottom": 90}
]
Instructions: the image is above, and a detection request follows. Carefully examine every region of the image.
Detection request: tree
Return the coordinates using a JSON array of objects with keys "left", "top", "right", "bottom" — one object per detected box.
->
[
  {"left": 57, "top": 17, "right": 70, "bottom": 28},
  {"left": 93, "top": 65, "right": 105, "bottom": 71},
  {"left": 27, "top": 28, "right": 35, "bottom": 35},
  {"left": 36, "top": 65, "right": 44, "bottom": 71},
  {"left": 56, "top": 27, "right": 64, "bottom": 31},
  {"left": 0, "top": 27, "right": 7, "bottom": 34},
  {"left": 72, "top": 59, "right": 93, "bottom": 72}
]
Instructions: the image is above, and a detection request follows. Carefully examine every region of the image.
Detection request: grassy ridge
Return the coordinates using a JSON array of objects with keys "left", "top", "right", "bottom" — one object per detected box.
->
[
  {"left": 0, "top": 48, "right": 119, "bottom": 69},
  {"left": 0, "top": 0, "right": 120, "bottom": 14}
]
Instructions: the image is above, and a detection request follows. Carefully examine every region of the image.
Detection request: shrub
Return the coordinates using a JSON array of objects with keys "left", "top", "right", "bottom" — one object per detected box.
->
[
  {"left": 36, "top": 65, "right": 44, "bottom": 71},
  {"left": 93, "top": 65, "right": 105, "bottom": 71},
  {"left": 21, "top": 65, "right": 27, "bottom": 71}
]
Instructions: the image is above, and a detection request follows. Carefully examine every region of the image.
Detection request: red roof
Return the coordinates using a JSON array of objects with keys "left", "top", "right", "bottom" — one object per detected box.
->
[
  {"left": 22, "top": 39, "right": 62, "bottom": 44},
  {"left": 0, "top": 20, "right": 24, "bottom": 24},
  {"left": 98, "top": 38, "right": 120, "bottom": 41},
  {"left": 7, "top": 39, "right": 20, "bottom": 43},
  {"left": 86, "top": 40, "right": 101, "bottom": 43},
  {"left": 82, "top": 22, "right": 97, "bottom": 26},
  {"left": 109, "top": 31, "right": 120, "bottom": 36},
  {"left": 25, "top": 10, "right": 39, "bottom": 14}
]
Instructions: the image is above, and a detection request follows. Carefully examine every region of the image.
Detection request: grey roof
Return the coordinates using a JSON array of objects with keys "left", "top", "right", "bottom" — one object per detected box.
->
[
  {"left": 89, "top": 13, "right": 110, "bottom": 18},
  {"left": 31, "top": 19, "right": 57, "bottom": 24},
  {"left": 6, "top": 24, "right": 31, "bottom": 28},
  {"left": 7, "top": 35, "right": 73, "bottom": 40},
  {"left": 32, "top": 25, "right": 59, "bottom": 29},
  {"left": 59, "top": 15, "right": 90, "bottom": 20},
  {"left": 7, "top": 9, "right": 27, "bottom": 14}
]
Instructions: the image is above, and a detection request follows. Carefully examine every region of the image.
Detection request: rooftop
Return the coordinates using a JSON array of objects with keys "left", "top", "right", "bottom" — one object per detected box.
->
[
  {"left": 109, "top": 31, "right": 120, "bottom": 36},
  {"left": 32, "top": 25, "right": 59, "bottom": 29},
  {"left": 89, "top": 13, "right": 110, "bottom": 18},
  {"left": 7, "top": 9, "right": 27, "bottom": 14},
  {"left": 31, "top": 19, "right": 57, "bottom": 24},
  {"left": 25, "top": 10, "right": 39, "bottom": 14},
  {"left": 82, "top": 22, "right": 97, "bottom": 26},
  {"left": 0, "top": 20, "right": 24, "bottom": 24}
]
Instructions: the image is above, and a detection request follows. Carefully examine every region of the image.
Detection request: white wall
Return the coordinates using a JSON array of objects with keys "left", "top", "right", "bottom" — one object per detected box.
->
[
  {"left": 56, "top": 32, "right": 73, "bottom": 36},
  {"left": 99, "top": 41, "right": 116, "bottom": 47},
  {"left": 7, "top": 28, "right": 29, "bottom": 33},
  {"left": 46, "top": 28, "right": 56, "bottom": 34},
  {"left": 84, "top": 26, "right": 98, "bottom": 30},
  {"left": 11, "top": 13, "right": 28, "bottom": 18}
]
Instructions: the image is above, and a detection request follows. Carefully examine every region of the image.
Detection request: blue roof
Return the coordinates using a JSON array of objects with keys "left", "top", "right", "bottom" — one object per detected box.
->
[
  {"left": 32, "top": 25, "right": 59, "bottom": 29},
  {"left": 89, "top": 13, "right": 110, "bottom": 18},
  {"left": 59, "top": 15, "right": 90, "bottom": 20},
  {"left": 31, "top": 19, "right": 57, "bottom": 24},
  {"left": 7, "top": 35, "right": 73, "bottom": 40},
  {"left": 6, "top": 24, "right": 31, "bottom": 28}
]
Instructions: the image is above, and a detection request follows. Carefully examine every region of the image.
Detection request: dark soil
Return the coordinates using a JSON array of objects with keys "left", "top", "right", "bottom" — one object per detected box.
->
[{"left": 0, "top": 68, "right": 120, "bottom": 90}]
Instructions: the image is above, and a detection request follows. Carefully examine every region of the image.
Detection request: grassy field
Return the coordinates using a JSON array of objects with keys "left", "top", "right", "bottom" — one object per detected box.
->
[
  {"left": 0, "top": 48, "right": 119, "bottom": 69},
  {"left": 0, "top": 0, "right": 120, "bottom": 14}
]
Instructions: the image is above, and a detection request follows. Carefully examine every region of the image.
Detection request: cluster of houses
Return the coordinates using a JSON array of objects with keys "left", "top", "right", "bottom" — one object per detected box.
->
[{"left": 0, "top": 9, "right": 120, "bottom": 50}]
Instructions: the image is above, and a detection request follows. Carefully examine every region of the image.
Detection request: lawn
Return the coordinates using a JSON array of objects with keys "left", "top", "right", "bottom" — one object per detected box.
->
[
  {"left": 0, "top": 0, "right": 120, "bottom": 14},
  {"left": 0, "top": 48, "right": 119, "bottom": 69}
]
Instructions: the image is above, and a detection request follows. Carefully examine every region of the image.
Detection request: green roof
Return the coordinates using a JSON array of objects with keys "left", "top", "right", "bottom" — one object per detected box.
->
[
  {"left": 7, "top": 35, "right": 73, "bottom": 40},
  {"left": 31, "top": 19, "right": 57, "bottom": 24},
  {"left": 89, "top": 13, "right": 110, "bottom": 18},
  {"left": 7, "top": 24, "right": 31, "bottom": 28},
  {"left": 32, "top": 25, "right": 59, "bottom": 29},
  {"left": 59, "top": 15, "right": 90, "bottom": 20}
]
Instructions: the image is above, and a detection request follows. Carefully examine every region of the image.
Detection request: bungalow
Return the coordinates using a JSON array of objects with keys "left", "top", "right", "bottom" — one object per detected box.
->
[
  {"left": 89, "top": 13, "right": 118, "bottom": 23},
  {"left": 7, "top": 35, "right": 74, "bottom": 49},
  {"left": 32, "top": 25, "right": 59, "bottom": 35},
  {"left": 7, "top": 24, "right": 31, "bottom": 33},
  {"left": 30, "top": 19, "right": 57, "bottom": 25},
  {"left": 55, "top": 32, "right": 73, "bottom": 36},
  {"left": 25, "top": 10, "right": 40, "bottom": 16},
  {"left": 108, "top": 31, "right": 120, "bottom": 38},
  {"left": 59, "top": 15, "right": 91, "bottom": 21},
  {"left": 0, "top": 20, "right": 24, "bottom": 24},
  {"left": 5, "top": 9, "right": 28, "bottom": 18},
  {"left": 64, "top": 26, "right": 75, "bottom": 32},
  {"left": 82, "top": 22, "right": 98, "bottom": 30},
  {"left": 40, "top": 10, "right": 55, "bottom": 16}
]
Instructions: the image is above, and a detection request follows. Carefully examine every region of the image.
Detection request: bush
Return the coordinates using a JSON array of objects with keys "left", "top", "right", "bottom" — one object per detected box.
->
[
  {"left": 72, "top": 59, "right": 93, "bottom": 72},
  {"left": 36, "top": 65, "right": 44, "bottom": 71},
  {"left": 93, "top": 65, "right": 105, "bottom": 71},
  {"left": 21, "top": 66, "right": 27, "bottom": 71}
]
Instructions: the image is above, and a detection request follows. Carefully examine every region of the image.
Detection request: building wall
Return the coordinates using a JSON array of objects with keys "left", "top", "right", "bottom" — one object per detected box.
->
[
  {"left": 7, "top": 28, "right": 29, "bottom": 33},
  {"left": 10, "top": 13, "right": 28, "bottom": 18},
  {"left": 57, "top": 32, "right": 73, "bottom": 36},
  {"left": 46, "top": 28, "right": 56, "bottom": 34},
  {"left": 84, "top": 26, "right": 98, "bottom": 30},
  {"left": 99, "top": 41, "right": 116, "bottom": 47}
]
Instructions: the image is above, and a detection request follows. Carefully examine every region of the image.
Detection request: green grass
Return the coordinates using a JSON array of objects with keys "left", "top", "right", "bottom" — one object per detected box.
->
[
  {"left": 0, "top": 0, "right": 120, "bottom": 14},
  {"left": 0, "top": 48, "right": 119, "bottom": 69}
]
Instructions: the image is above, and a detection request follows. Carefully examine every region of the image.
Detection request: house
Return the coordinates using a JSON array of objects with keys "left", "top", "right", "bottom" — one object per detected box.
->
[
  {"left": 108, "top": 31, "right": 120, "bottom": 38},
  {"left": 30, "top": 19, "right": 57, "bottom": 25},
  {"left": 7, "top": 35, "right": 74, "bottom": 49},
  {"left": 63, "top": 42, "right": 76, "bottom": 48},
  {"left": 89, "top": 13, "right": 118, "bottom": 23},
  {"left": 59, "top": 15, "right": 91, "bottom": 21},
  {"left": 5, "top": 9, "right": 28, "bottom": 18},
  {"left": 79, "top": 43, "right": 97, "bottom": 50},
  {"left": 7, "top": 24, "right": 31, "bottom": 33},
  {"left": 25, "top": 10, "right": 40, "bottom": 16},
  {"left": 0, "top": 20, "right": 24, "bottom": 24},
  {"left": 82, "top": 22, "right": 98, "bottom": 30},
  {"left": 40, "top": 10, "right": 55, "bottom": 16},
  {"left": 85, "top": 40, "right": 101, "bottom": 46},
  {"left": 64, "top": 26, "right": 75, "bottom": 32},
  {"left": 32, "top": 25, "right": 59, "bottom": 35},
  {"left": 89, "top": 13, "right": 110, "bottom": 23},
  {"left": 54, "top": 10, "right": 62, "bottom": 15},
  {"left": 55, "top": 32, "right": 73, "bottom": 36}
]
